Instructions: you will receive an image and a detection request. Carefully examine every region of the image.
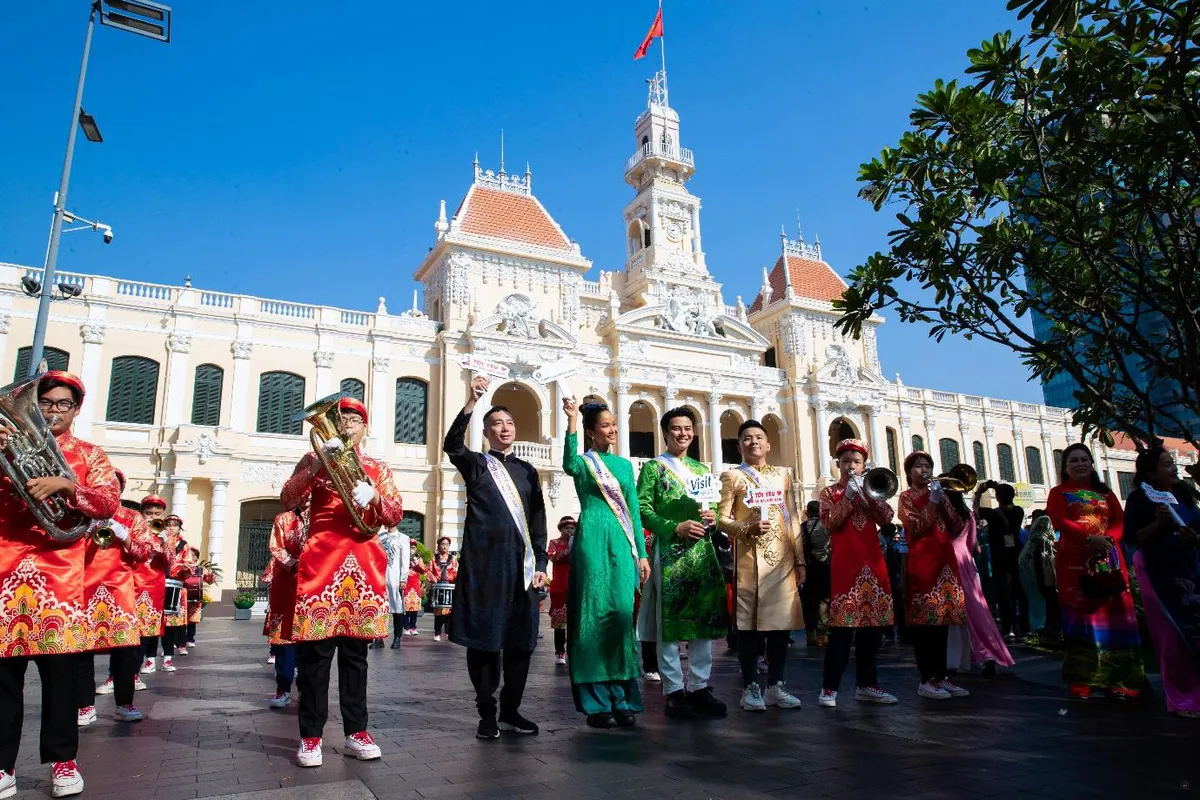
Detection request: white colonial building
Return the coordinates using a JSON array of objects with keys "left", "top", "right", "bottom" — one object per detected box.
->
[{"left": 2, "top": 74, "right": 1188, "bottom": 598}]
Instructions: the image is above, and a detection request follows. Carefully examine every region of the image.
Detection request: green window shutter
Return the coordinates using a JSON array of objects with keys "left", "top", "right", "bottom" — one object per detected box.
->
[
  {"left": 911, "top": 434, "right": 925, "bottom": 453},
  {"left": 190, "top": 364, "right": 224, "bottom": 426},
  {"left": 398, "top": 511, "right": 424, "bottom": 542},
  {"left": 972, "top": 441, "right": 987, "bottom": 480},
  {"left": 105, "top": 356, "right": 160, "bottom": 424},
  {"left": 394, "top": 378, "right": 428, "bottom": 444},
  {"left": 1117, "top": 471, "right": 1136, "bottom": 499},
  {"left": 997, "top": 444, "right": 1016, "bottom": 482},
  {"left": 1026, "top": 446, "right": 1045, "bottom": 485},
  {"left": 340, "top": 378, "right": 365, "bottom": 402},
  {"left": 256, "top": 372, "right": 305, "bottom": 435},
  {"left": 938, "top": 438, "right": 961, "bottom": 472},
  {"left": 15, "top": 346, "right": 69, "bottom": 381},
  {"left": 885, "top": 428, "right": 898, "bottom": 473}
]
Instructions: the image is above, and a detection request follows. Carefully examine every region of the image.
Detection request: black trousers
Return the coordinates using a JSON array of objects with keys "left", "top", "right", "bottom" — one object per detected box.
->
[
  {"left": 76, "top": 648, "right": 139, "bottom": 709},
  {"left": 140, "top": 635, "right": 157, "bottom": 661},
  {"left": 737, "top": 630, "right": 789, "bottom": 686},
  {"left": 802, "top": 564, "right": 831, "bottom": 634},
  {"left": 1039, "top": 585, "right": 1062, "bottom": 638},
  {"left": 909, "top": 625, "right": 949, "bottom": 683},
  {"left": 991, "top": 548, "right": 1029, "bottom": 636},
  {"left": 391, "top": 613, "right": 403, "bottom": 638},
  {"left": 466, "top": 647, "right": 532, "bottom": 721},
  {"left": 0, "top": 655, "right": 78, "bottom": 771},
  {"left": 161, "top": 625, "right": 187, "bottom": 657},
  {"left": 434, "top": 614, "right": 451, "bottom": 636},
  {"left": 822, "top": 626, "right": 883, "bottom": 692},
  {"left": 403, "top": 611, "right": 418, "bottom": 630},
  {"left": 640, "top": 640, "right": 658, "bottom": 673},
  {"left": 186, "top": 621, "right": 197, "bottom": 641},
  {"left": 553, "top": 628, "right": 567, "bottom": 655},
  {"left": 297, "top": 636, "right": 369, "bottom": 739}
]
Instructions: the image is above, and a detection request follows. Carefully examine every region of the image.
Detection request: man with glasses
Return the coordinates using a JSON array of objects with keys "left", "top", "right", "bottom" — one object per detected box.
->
[
  {"left": 0, "top": 371, "right": 121, "bottom": 798},
  {"left": 281, "top": 396, "right": 403, "bottom": 768}
]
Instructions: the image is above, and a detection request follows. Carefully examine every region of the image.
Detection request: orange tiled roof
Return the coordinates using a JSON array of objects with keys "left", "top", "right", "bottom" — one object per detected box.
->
[
  {"left": 457, "top": 185, "right": 572, "bottom": 251},
  {"left": 1110, "top": 433, "right": 1198, "bottom": 456},
  {"left": 749, "top": 253, "right": 847, "bottom": 313}
]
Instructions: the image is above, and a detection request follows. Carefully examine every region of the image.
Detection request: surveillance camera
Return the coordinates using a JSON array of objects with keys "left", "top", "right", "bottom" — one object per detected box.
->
[{"left": 101, "top": 226, "right": 113, "bottom": 244}]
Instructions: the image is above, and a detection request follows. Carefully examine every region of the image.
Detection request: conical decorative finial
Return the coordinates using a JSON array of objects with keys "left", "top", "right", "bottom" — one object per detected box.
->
[
  {"left": 499, "top": 129, "right": 505, "bottom": 176},
  {"left": 435, "top": 199, "right": 449, "bottom": 239}
]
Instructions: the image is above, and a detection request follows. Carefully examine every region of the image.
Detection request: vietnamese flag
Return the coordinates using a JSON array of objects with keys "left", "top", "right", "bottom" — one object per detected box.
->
[{"left": 633, "top": 7, "right": 663, "bottom": 60}]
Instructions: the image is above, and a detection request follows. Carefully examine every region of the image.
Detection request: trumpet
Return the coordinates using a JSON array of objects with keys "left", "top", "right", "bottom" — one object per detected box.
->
[
  {"left": 91, "top": 524, "right": 116, "bottom": 548},
  {"left": 932, "top": 463, "right": 978, "bottom": 495},
  {"left": 863, "top": 465, "right": 899, "bottom": 502},
  {"left": 147, "top": 518, "right": 165, "bottom": 534}
]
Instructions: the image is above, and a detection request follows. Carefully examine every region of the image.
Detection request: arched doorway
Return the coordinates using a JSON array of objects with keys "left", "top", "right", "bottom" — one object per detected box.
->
[
  {"left": 491, "top": 381, "right": 542, "bottom": 441},
  {"left": 763, "top": 414, "right": 786, "bottom": 467},
  {"left": 236, "top": 498, "right": 284, "bottom": 600},
  {"left": 827, "top": 417, "right": 858, "bottom": 463},
  {"left": 681, "top": 404, "right": 704, "bottom": 461},
  {"left": 720, "top": 409, "right": 744, "bottom": 465},
  {"left": 628, "top": 400, "right": 657, "bottom": 458}
]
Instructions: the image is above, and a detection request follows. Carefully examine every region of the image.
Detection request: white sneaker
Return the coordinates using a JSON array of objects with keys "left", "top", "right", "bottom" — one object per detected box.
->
[
  {"left": 0, "top": 768, "right": 15, "bottom": 800},
  {"left": 740, "top": 684, "right": 767, "bottom": 712},
  {"left": 296, "top": 738, "right": 323, "bottom": 768},
  {"left": 76, "top": 706, "right": 96, "bottom": 727},
  {"left": 141, "top": 658, "right": 157, "bottom": 674},
  {"left": 433, "top": 634, "right": 442, "bottom": 642},
  {"left": 113, "top": 705, "right": 144, "bottom": 723},
  {"left": 95, "top": 677, "right": 114, "bottom": 695},
  {"left": 918, "top": 681, "right": 952, "bottom": 700},
  {"left": 344, "top": 731, "right": 381, "bottom": 760},
  {"left": 267, "top": 692, "right": 290, "bottom": 709},
  {"left": 50, "top": 761, "right": 83, "bottom": 798},
  {"left": 134, "top": 676, "right": 148, "bottom": 691},
  {"left": 186, "top": 641, "right": 197, "bottom": 648},
  {"left": 818, "top": 689, "right": 838, "bottom": 708},
  {"left": 644, "top": 671, "right": 661, "bottom": 683},
  {"left": 941, "top": 679, "right": 970, "bottom": 697},
  {"left": 765, "top": 682, "right": 802, "bottom": 709},
  {"left": 856, "top": 685, "right": 900, "bottom": 704},
  {"left": 555, "top": 653, "right": 567, "bottom": 666},
  {"left": 176, "top": 647, "right": 188, "bottom": 656},
  {"left": 161, "top": 656, "right": 177, "bottom": 672},
  {"left": 267, "top": 654, "right": 276, "bottom": 665}
]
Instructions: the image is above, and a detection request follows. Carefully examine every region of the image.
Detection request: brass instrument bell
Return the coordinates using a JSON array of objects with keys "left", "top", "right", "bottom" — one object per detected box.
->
[{"left": 932, "top": 463, "right": 978, "bottom": 494}]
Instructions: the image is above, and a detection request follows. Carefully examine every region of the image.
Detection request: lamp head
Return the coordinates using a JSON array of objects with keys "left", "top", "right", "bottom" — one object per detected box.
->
[{"left": 20, "top": 276, "right": 41, "bottom": 296}]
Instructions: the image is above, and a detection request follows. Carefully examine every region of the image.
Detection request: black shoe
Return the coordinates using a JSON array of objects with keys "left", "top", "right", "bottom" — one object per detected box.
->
[
  {"left": 687, "top": 686, "right": 728, "bottom": 718},
  {"left": 390, "top": 637, "right": 401, "bottom": 649},
  {"left": 498, "top": 712, "right": 539, "bottom": 735},
  {"left": 476, "top": 719, "right": 500, "bottom": 739},
  {"left": 613, "top": 709, "right": 637, "bottom": 728},
  {"left": 586, "top": 713, "right": 616, "bottom": 729},
  {"left": 664, "top": 690, "right": 698, "bottom": 719},
  {"left": 980, "top": 660, "right": 997, "bottom": 678}
]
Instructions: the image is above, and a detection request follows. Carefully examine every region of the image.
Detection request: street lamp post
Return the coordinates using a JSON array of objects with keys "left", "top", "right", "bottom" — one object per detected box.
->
[{"left": 27, "top": 0, "right": 172, "bottom": 377}]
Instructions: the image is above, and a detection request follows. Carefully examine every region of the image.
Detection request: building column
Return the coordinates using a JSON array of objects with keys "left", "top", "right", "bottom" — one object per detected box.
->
[
  {"left": 164, "top": 332, "right": 193, "bottom": 426},
  {"left": 1011, "top": 419, "right": 1027, "bottom": 483},
  {"left": 229, "top": 341, "right": 253, "bottom": 431},
  {"left": 809, "top": 396, "right": 831, "bottom": 480},
  {"left": 208, "top": 479, "right": 228, "bottom": 568},
  {"left": 616, "top": 381, "right": 632, "bottom": 458},
  {"left": 73, "top": 323, "right": 107, "bottom": 438},
  {"left": 898, "top": 413, "right": 912, "bottom": 467},
  {"left": 1040, "top": 423, "right": 1055, "bottom": 486},
  {"left": 662, "top": 385, "right": 678, "bottom": 458},
  {"left": 867, "top": 404, "right": 886, "bottom": 469},
  {"left": 370, "top": 356, "right": 391, "bottom": 452},
  {"left": 315, "top": 350, "right": 334, "bottom": 399},
  {"left": 958, "top": 421, "right": 971, "bottom": 472},
  {"left": 707, "top": 392, "right": 722, "bottom": 470},
  {"left": 983, "top": 423, "right": 998, "bottom": 480},
  {"left": 170, "top": 476, "right": 190, "bottom": 520}
]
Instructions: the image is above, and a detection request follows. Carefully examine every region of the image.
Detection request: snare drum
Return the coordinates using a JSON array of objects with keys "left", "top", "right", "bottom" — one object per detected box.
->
[
  {"left": 164, "top": 578, "right": 186, "bottom": 616},
  {"left": 432, "top": 582, "right": 455, "bottom": 610}
]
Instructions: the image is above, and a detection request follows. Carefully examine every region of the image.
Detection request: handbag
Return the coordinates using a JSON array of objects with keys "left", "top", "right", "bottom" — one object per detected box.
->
[{"left": 1079, "top": 542, "right": 1127, "bottom": 598}]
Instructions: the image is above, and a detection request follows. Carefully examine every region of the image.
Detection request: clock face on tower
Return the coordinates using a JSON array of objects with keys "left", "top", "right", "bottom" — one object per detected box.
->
[{"left": 664, "top": 221, "right": 683, "bottom": 243}]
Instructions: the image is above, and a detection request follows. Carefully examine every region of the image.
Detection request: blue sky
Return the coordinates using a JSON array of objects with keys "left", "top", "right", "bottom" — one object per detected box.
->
[{"left": 0, "top": 1, "right": 1044, "bottom": 402}]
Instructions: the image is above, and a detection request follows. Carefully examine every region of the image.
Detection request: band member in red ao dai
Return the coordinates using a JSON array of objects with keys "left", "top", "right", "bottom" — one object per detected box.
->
[
  {"left": 898, "top": 451, "right": 970, "bottom": 700},
  {"left": 429, "top": 536, "right": 459, "bottom": 642},
  {"left": 818, "top": 438, "right": 899, "bottom": 708},
  {"left": 158, "top": 514, "right": 196, "bottom": 670},
  {"left": 280, "top": 396, "right": 403, "bottom": 767},
  {"left": 263, "top": 505, "right": 308, "bottom": 708},
  {"left": 136, "top": 494, "right": 170, "bottom": 678},
  {"left": 76, "top": 469, "right": 156, "bottom": 728},
  {"left": 0, "top": 370, "right": 121, "bottom": 798}
]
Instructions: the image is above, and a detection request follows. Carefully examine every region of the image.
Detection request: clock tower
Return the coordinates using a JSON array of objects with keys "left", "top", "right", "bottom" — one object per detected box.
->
[{"left": 620, "top": 71, "right": 720, "bottom": 310}]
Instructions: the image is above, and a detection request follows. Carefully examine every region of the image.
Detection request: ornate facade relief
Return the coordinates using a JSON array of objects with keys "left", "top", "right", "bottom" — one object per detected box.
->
[
  {"left": 657, "top": 286, "right": 722, "bottom": 338},
  {"left": 495, "top": 294, "right": 543, "bottom": 339},
  {"left": 817, "top": 344, "right": 855, "bottom": 383}
]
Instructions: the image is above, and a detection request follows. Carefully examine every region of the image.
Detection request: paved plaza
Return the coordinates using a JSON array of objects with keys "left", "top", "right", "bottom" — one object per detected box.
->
[{"left": 12, "top": 616, "right": 1194, "bottom": 800}]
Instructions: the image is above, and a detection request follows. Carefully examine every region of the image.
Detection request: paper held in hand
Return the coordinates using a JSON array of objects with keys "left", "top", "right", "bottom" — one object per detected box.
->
[
  {"left": 532, "top": 356, "right": 580, "bottom": 401},
  {"left": 1142, "top": 482, "right": 1185, "bottom": 526},
  {"left": 745, "top": 487, "right": 784, "bottom": 510},
  {"left": 686, "top": 473, "right": 722, "bottom": 504},
  {"left": 458, "top": 354, "right": 510, "bottom": 379}
]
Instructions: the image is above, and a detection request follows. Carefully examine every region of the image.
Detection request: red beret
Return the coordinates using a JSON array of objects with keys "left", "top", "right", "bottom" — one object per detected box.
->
[
  {"left": 835, "top": 438, "right": 869, "bottom": 458},
  {"left": 164, "top": 514, "right": 184, "bottom": 528},
  {"left": 141, "top": 495, "right": 167, "bottom": 510},
  {"left": 339, "top": 396, "right": 368, "bottom": 424},
  {"left": 40, "top": 370, "right": 85, "bottom": 403}
]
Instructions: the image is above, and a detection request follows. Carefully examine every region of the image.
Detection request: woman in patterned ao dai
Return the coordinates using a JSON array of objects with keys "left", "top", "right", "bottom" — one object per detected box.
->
[
  {"left": 817, "top": 438, "right": 898, "bottom": 708},
  {"left": 898, "top": 451, "right": 970, "bottom": 701}
]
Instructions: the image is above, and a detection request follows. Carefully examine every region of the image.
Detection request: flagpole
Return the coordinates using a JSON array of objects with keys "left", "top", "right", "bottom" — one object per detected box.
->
[{"left": 658, "top": 0, "right": 667, "bottom": 105}]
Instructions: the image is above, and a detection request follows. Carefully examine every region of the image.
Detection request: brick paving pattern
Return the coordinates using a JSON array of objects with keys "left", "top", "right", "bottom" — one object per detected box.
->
[{"left": 12, "top": 617, "right": 1194, "bottom": 799}]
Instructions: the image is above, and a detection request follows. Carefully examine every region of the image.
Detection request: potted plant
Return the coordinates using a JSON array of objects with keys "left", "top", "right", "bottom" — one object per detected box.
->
[{"left": 232, "top": 591, "right": 256, "bottom": 620}]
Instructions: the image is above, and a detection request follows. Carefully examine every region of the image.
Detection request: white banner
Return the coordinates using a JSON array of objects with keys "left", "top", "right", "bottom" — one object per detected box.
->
[{"left": 458, "top": 354, "right": 510, "bottom": 379}]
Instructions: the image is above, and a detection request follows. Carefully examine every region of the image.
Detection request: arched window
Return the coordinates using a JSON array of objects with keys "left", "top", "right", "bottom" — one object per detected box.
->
[
  {"left": 106, "top": 356, "right": 159, "bottom": 425},
  {"left": 398, "top": 510, "right": 425, "bottom": 547},
  {"left": 14, "top": 346, "right": 69, "bottom": 381},
  {"left": 1053, "top": 449, "right": 1064, "bottom": 482},
  {"left": 256, "top": 371, "right": 305, "bottom": 435},
  {"left": 394, "top": 378, "right": 428, "bottom": 444},
  {"left": 190, "top": 364, "right": 224, "bottom": 426},
  {"left": 1026, "top": 446, "right": 1046, "bottom": 485},
  {"left": 938, "top": 438, "right": 961, "bottom": 472},
  {"left": 972, "top": 441, "right": 988, "bottom": 480},
  {"left": 885, "top": 428, "right": 899, "bottom": 473},
  {"left": 997, "top": 443, "right": 1016, "bottom": 482},
  {"left": 763, "top": 347, "right": 777, "bottom": 368},
  {"left": 912, "top": 434, "right": 925, "bottom": 453},
  {"left": 340, "top": 378, "right": 365, "bottom": 402}
]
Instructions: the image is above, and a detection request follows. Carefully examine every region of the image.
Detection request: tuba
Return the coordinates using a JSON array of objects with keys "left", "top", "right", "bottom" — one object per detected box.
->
[
  {"left": 863, "top": 465, "right": 900, "bottom": 502},
  {"left": 0, "top": 373, "right": 89, "bottom": 542},
  {"left": 295, "top": 393, "right": 380, "bottom": 537},
  {"left": 932, "top": 463, "right": 978, "bottom": 495}
]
